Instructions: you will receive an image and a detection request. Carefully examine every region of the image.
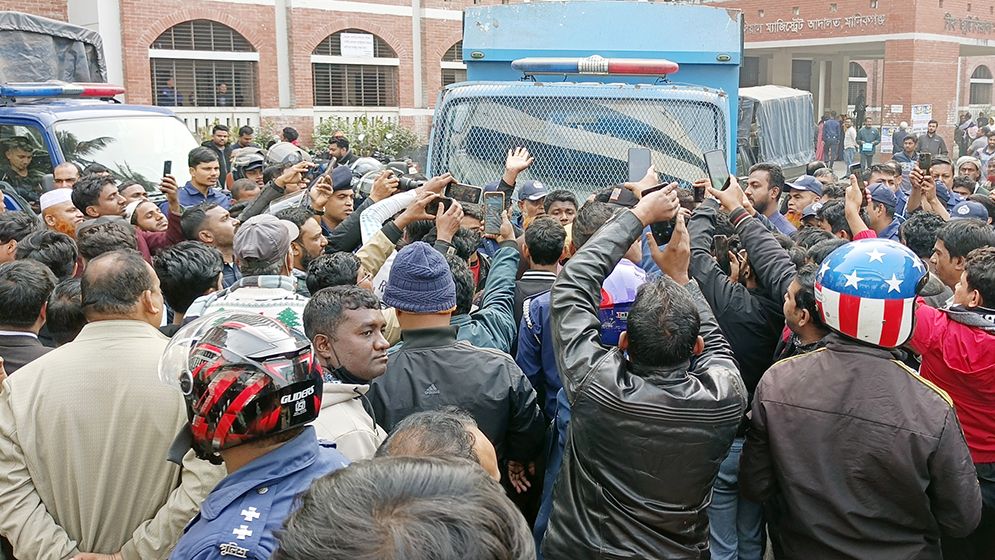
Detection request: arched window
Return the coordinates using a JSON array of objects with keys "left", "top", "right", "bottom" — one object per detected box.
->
[
  {"left": 441, "top": 42, "right": 466, "bottom": 88},
  {"left": 970, "top": 66, "right": 993, "bottom": 105},
  {"left": 847, "top": 62, "right": 867, "bottom": 106},
  {"left": 312, "top": 30, "right": 399, "bottom": 107},
  {"left": 149, "top": 20, "right": 258, "bottom": 107}
]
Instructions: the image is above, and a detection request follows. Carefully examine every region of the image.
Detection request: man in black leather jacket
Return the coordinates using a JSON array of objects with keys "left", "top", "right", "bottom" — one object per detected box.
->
[{"left": 543, "top": 183, "right": 748, "bottom": 559}]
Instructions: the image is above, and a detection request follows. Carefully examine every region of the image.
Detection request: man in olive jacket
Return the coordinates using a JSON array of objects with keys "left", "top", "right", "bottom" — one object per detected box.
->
[
  {"left": 0, "top": 251, "right": 223, "bottom": 559},
  {"left": 542, "top": 184, "right": 747, "bottom": 559}
]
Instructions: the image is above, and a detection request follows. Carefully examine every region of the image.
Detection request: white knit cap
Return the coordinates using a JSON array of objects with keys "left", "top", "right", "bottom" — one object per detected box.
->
[
  {"left": 124, "top": 200, "right": 143, "bottom": 223},
  {"left": 39, "top": 188, "right": 73, "bottom": 211}
]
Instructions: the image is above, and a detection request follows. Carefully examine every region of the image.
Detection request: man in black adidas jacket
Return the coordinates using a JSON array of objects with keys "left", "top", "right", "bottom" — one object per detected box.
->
[{"left": 542, "top": 183, "right": 747, "bottom": 559}]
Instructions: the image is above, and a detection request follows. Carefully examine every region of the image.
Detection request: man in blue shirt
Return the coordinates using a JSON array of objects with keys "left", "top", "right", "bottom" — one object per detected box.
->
[
  {"left": 162, "top": 147, "right": 232, "bottom": 215},
  {"left": 163, "top": 313, "right": 348, "bottom": 560},
  {"left": 866, "top": 184, "right": 901, "bottom": 241},
  {"left": 744, "top": 162, "right": 795, "bottom": 235}
]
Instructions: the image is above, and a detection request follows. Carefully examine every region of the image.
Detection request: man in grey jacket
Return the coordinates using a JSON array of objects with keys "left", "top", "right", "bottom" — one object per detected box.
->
[{"left": 542, "top": 183, "right": 747, "bottom": 559}]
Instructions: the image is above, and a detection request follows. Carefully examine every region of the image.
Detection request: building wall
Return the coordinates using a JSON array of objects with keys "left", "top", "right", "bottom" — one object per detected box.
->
[
  {"left": 12, "top": 0, "right": 995, "bottom": 154},
  {"left": 0, "top": 0, "right": 66, "bottom": 20}
]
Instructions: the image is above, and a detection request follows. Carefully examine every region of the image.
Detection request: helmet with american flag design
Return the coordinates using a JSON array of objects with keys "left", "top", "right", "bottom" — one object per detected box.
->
[{"left": 815, "top": 239, "right": 928, "bottom": 348}]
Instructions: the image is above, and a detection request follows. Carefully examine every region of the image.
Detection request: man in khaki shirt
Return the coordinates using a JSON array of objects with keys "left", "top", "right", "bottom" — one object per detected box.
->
[{"left": 0, "top": 250, "right": 223, "bottom": 559}]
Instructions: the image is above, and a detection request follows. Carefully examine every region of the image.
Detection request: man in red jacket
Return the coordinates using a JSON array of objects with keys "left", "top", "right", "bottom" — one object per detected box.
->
[{"left": 911, "top": 246, "right": 995, "bottom": 558}]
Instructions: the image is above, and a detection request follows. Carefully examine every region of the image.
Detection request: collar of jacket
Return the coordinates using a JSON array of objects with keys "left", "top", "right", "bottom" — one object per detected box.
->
[
  {"left": 628, "top": 357, "right": 693, "bottom": 382},
  {"left": 823, "top": 332, "right": 905, "bottom": 359},
  {"left": 399, "top": 326, "right": 458, "bottom": 349},
  {"left": 199, "top": 426, "right": 319, "bottom": 521},
  {"left": 941, "top": 304, "right": 995, "bottom": 333},
  {"left": 74, "top": 319, "right": 164, "bottom": 341}
]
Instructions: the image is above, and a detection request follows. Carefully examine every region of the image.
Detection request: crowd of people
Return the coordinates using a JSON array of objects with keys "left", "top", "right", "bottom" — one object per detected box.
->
[{"left": 0, "top": 125, "right": 993, "bottom": 560}]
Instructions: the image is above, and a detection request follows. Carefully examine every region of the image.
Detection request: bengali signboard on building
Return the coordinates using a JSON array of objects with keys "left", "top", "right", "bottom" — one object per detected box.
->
[{"left": 744, "top": 13, "right": 887, "bottom": 36}]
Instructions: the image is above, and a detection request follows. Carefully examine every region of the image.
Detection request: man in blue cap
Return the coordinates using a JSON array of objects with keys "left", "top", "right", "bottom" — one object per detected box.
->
[
  {"left": 951, "top": 200, "right": 992, "bottom": 224},
  {"left": 785, "top": 175, "right": 823, "bottom": 219},
  {"left": 516, "top": 180, "right": 549, "bottom": 230},
  {"left": 866, "top": 183, "right": 901, "bottom": 241},
  {"left": 801, "top": 202, "right": 824, "bottom": 229},
  {"left": 368, "top": 241, "right": 545, "bottom": 483},
  {"left": 313, "top": 165, "right": 357, "bottom": 235}
]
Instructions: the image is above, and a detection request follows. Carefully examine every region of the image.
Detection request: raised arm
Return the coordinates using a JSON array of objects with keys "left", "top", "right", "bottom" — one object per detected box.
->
[
  {"left": 687, "top": 197, "right": 753, "bottom": 316},
  {"left": 551, "top": 183, "right": 680, "bottom": 400},
  {"left": 708, "top": 178, "right": 795, "bottom": 304}
]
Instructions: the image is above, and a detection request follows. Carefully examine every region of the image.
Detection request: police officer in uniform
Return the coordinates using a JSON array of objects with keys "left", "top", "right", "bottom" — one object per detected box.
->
[{"left": 160, "top": 312, "right": 349, "bottom": 559}]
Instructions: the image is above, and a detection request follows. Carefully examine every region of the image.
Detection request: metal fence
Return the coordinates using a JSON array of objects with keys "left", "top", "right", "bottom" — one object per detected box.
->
[{"left": 429, "top": 81, "right": 728, "bottom": 197}]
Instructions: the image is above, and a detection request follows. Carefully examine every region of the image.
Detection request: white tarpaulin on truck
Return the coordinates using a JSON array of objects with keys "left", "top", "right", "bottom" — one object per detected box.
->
[
  {"left": 0, "top": 11, "right": 106, "bottom": 83},
  {"left": 739, "top": 85, "right": 814, "bottom": 171}
]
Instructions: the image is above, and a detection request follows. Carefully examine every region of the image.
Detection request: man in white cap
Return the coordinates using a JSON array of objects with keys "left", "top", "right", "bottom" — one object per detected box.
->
[
  {"left": 184, "top": 213, "right": 309, "bottom": 333},
  {"left": 39, "top": 189, "right": 84, "bottom": 238}
]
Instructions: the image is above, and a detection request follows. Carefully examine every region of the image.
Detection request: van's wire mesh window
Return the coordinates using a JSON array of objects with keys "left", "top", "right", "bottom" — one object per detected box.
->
[{"left": 431, "top": 82, "right": 725, "bottom": 197}]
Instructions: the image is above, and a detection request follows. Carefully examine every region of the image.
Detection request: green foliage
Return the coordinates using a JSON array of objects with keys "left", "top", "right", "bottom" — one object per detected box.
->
[
  {"left": 313, "top": 116, "right": 419, "bottom": 157},
  {"left": 255, "top": 119, "right": 282, "bottom": 147}
]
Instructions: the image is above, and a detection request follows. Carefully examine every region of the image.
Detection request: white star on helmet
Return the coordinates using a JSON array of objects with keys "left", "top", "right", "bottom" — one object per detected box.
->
[{"left": 843, "top": 270, "right": 863, "bottom": 288}]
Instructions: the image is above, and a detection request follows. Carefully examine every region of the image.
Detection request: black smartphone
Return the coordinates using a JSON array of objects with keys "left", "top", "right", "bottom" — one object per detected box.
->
[
  {"left": 918, "top": 152, "right": 931, "bottom": 171},
  {"left": 702, "top": 150, "right": 730, "bottom": 199},
  {"left": 638, "top": 183, "right": 677, "bottom": 245},
  {"left": 483, "top": 192, "right": 504, "bottom": 235},
  {"left": 627, "top": 147, "right": 652, "bottom": 182},
  {"left": 426, "top": 196, "right": 454, "bottom": 215},
  {"left": 446, "top": 183, "right": 483, "bottom": 205},
  {"left": 163, "top": 160, "right": 172, "bottom": 176}
]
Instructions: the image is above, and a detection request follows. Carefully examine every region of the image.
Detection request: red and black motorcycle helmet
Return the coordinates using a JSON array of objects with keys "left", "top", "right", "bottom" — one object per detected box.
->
[{"left": 159, "top": 312, "right": 323, "bottom": 462}]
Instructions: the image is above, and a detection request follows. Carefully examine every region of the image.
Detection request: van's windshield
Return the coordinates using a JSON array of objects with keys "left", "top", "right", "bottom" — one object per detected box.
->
[{"left": 54, "top": 115, "right": 198, "bottom": 191}]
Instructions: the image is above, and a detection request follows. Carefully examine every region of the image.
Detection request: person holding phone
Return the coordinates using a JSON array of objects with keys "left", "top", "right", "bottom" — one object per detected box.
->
[{"left": 689, "top": 177, "right": 799, "bottom": 559}]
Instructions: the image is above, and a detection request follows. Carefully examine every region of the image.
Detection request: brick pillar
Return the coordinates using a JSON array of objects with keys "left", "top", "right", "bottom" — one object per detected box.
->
[{"left": 882, "top": 39, "right": 960, "bottom": 152}]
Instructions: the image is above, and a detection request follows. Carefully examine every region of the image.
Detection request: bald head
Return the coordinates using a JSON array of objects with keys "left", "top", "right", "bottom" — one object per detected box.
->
[
  {"left": 81, "top": 250, "right": 162, "bottom": 324},
  {"left": 376, "top": 408, "right": 501, "bottom": 481},
  {"left": 53, "top": 162, "right": 80, "bottom": 189}
]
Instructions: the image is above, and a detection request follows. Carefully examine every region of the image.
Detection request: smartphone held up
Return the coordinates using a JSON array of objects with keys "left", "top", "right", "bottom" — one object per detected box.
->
[{"left": 483, "top": 192, "right": 504, "bottom": 235}]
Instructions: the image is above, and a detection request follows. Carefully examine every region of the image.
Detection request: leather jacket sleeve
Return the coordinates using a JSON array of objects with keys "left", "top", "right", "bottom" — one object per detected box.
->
[
  {"left": 685, "top": 280, "right": 741, "bottom": 378},
  {"left": 735, "top": 211, "right": 796, "bottom": 306},
  {"left": 740, "top": 382, "right": 776, "bottom": 503},
  {"left": 550, "top": 210, "right": 639, "bottom": 402},
  {"left": 239, "top": 180, "right": 285, "bottom": 222},
  {"left": 928, "top": 409, "right": 983, "bottom": 538},
  {"left": 688, "top": 200, "right": 756, "bottom": 317}
]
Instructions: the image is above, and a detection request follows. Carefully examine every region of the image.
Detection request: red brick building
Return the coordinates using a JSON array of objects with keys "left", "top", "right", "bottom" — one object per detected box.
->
[
  {"left": 4, "top": 0, "right": 995, "bottom": 152},
  {"left": 719, "top": 0, "right": 995, "bottom": 155}
]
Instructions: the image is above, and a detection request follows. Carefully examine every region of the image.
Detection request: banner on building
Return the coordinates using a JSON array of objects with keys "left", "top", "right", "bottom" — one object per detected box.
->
[
  {"left": 911, "top": 104, "right": 933, "bottom": 135},
  {"left": 340, "top": 33, "right": 375, "bottom": 58},
  {"left": 880, "top": 126, "right": 894, "bottom": 154}
]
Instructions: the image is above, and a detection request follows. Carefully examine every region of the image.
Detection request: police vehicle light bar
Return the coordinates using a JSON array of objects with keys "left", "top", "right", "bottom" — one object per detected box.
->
[
  {"left": 0, "top": 81, "right": 126, "bottom": 98},
  {"left": 511, "top": 55, "right": 679, "bottom": 76}
]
